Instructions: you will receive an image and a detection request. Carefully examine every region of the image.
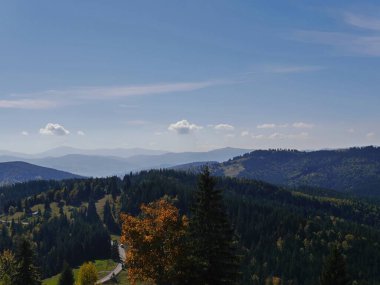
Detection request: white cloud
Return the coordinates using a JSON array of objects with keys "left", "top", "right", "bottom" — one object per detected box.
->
[
  {"left": 257, "top": 123, "right": 276, "bottom": 129},
  {"left": 348, "top": 128, "right": 355, "bottom": 133},
  {"left": 168, "top": 120, "right": 203, "bottom": 135},
  {"left": 292, "top": 122, "right": 314, "bottom": 129},
  {"left": 214, "top": 124, "right": 235, "bottom": 131},
  {"left": 367, "top": 132, "right": 375, "bottom": 139},
  {"left": 77, "top": 130, "right": 85, "bottom": 136},
  {"left": 21, "top": 131, "right": 29, "bottom": 136},
  {"left": 0, "top": 99, "right": 57, "bottom": 109},
  {"left": 226, "top": 134, "right": 236, "bottom": 138},
  {"left": 39, "top": 123, "right": 70, "bottom": 136},
  {"left": 241, "top": 131, "right": 249, "bottom": 137}
]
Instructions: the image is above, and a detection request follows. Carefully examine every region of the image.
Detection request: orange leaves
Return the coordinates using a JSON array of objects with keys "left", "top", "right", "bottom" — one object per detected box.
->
[{"left": 120, "top": 198, "right": 188, "bottom": 285}]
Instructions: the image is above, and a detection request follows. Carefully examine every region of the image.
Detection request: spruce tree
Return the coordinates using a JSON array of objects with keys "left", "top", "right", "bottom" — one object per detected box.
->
[
  {"left": 58, "top": 262, "right": 75, "bottom": 285},
  {"left": 320, "top": 246, "right": 350, "bottom": 285},
  {"left": 187, "top": 167, "right": 240, "bottom": 285},
  {"left": 103, "top": 200, "right": 119, "bottom": 233},
  {"left": 13, "top": 239, "right": 41, "bottom": 285},
  {"left": 86, "top": 199, "right": 100, "bottom": 223}
]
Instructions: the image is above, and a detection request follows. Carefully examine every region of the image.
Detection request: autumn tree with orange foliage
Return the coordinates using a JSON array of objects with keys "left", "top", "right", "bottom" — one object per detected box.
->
[{"left": 120, "top": 197, "right": 188, "bottom": 285}]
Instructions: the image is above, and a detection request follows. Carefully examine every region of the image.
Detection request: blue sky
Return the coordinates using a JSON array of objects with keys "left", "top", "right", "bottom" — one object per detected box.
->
[{"left": 0, "top": 1, "right": 379, "bottom": 153}]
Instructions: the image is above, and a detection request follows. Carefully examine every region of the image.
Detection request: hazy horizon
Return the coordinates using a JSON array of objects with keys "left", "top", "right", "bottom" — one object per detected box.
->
[{"left": 1, "top": 144, "right": 379, "bottom": 157}]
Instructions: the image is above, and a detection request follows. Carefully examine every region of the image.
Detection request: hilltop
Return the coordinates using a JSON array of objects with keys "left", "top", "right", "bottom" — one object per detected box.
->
[
  {"left": 0, "top": 161, "right": 82, "bottom": 185},
  {"left": 210, "top": 146, "right": 380, "bottom": 196}
]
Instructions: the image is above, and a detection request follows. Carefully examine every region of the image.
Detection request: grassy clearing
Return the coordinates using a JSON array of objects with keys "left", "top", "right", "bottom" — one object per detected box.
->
[
  {"left": 96, "top": 195, "right": 112, "bottom": 220},
  {"left": 0, "top": 194, "right": 113, "bottom": 224},
  {"left": 42, "top": 259, "right": 117, "bottom": 285}
]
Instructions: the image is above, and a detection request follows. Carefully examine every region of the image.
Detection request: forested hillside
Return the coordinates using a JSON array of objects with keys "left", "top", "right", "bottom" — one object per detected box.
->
[
  {"left": 0, "top": 161, "right": 82, "bottom": 186},
  {"left": 211, "top": 146, "right": 380, "bottom": 197},
  {"left": 0, "top": 170, "right": 379, "bottom": 284}
]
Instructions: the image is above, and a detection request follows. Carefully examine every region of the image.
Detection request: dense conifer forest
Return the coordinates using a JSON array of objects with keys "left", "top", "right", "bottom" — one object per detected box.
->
[
  {"left": 0, "top": 169, "right": 379, "bottom": 284},
  {"left": 212, "top": 146, "right": 380, "bottom": 197}
]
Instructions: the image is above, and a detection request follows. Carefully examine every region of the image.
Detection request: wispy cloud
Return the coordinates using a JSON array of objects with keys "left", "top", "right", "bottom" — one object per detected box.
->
[
  {"left": 62, "top": 81, "right": 223, "bottom": 99},
  {"left": 366, "top": 132, "right": 375, "bottom": 139},
  {"left": 3, "top": 80, "right": 229, "bottom": 109},
  {"left": 257, "top": 123, "right": 289, "bottom": 129},
  {"left": 251, "top": 134, "right": 265, "bottom": 139},
  {"left": 292, "top": 122, "right": 314, "bottom": 129},
  {"left": 241, "top": 131, "right": 249, "bottom": 137},
  {"left": 294, "top": 30, "right": 380, "bottom": 57},
  {"left": 250, "top": 132, "right": 309, "bottom": 140},
  {"left": 268, "top": 132, "right": 309, "bottom": 139},
  {"left": 214, "top": 124, "right": 235, "bottom": 131},
  {"left": 0, "top": 99, "right": 57, "bottom": 109},
  {"left": 257, "top": 123, "right": 277, "bottom": 129},
  {"left": 268, "top": 65, "right": 324, "bottom": 73},
  {"left": 344, "top": 12, "right": 380, "bottom": 31},
  {"left": 293, "top": 12, "right": 380, "bottom": 57}
]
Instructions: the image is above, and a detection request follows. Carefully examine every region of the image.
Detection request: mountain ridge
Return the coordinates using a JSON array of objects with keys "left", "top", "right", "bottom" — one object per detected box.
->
[
  {"left": 210, "top": 146, "right": 380, "bottom": 196},
  {"left": 0, "top": 147, "right": 251, "bottom": 177},
  {"left": 0, "top": 161, "right": 83, "bottom": 185}
]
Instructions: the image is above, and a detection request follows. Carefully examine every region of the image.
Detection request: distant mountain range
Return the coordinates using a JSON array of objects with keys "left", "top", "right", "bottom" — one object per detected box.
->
[
  {"left": 0, "top": 161, "right": 82, "bottom": 186},
  {"left": 0, "top": 146, "right": 167, "bottom": 159},
  {"left": 0, "top": 147, "right": 251, "bottom": 177},
  {"left": 4, "top": 146, "right": 380, "bottom": 197},
  {"left": 207, "top": 146, "right": 380, "bottom": 196}
]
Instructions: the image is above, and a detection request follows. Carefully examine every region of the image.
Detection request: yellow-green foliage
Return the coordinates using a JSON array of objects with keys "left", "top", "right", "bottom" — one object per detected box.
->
[{"left": 76, "top": 262, "right": 98, "bottom": 285}]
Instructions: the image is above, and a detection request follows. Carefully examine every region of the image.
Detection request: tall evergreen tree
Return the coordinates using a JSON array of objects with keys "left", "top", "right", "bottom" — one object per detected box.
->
[
  {"left": 86, "top": 199, "right": 100, "bottom": 223},
  {"left": 109, "top": 176, "right": 120, "bottom": 201},
  {"left": 58, "top": 262, "right": 74, "bottom": 285},
  {"left": 13, "top": 239, "right": 41, "bottom": 285},
  {"left": 103, "top": 200, "right": 119, "bottom": 233},
  {"left": 319, "top": 246, "right": 351, "bottom": 285},
  {"left": 187, "top": 167, "right": 240, "bottom": 285}
]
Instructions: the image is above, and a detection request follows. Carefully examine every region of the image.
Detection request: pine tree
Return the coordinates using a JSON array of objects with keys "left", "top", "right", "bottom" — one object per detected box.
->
[
  {"left": 320, "top": 246, "right": 350, "bottom": 285},
  {"left": 58, "top": 262, "right": 74, "bottom": 285},
  {"left": 13, "top": 239, "right": 41, "bottom": 285},
  {"left": 187, "top": 167, "right": 240, "bottom": 285}
]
